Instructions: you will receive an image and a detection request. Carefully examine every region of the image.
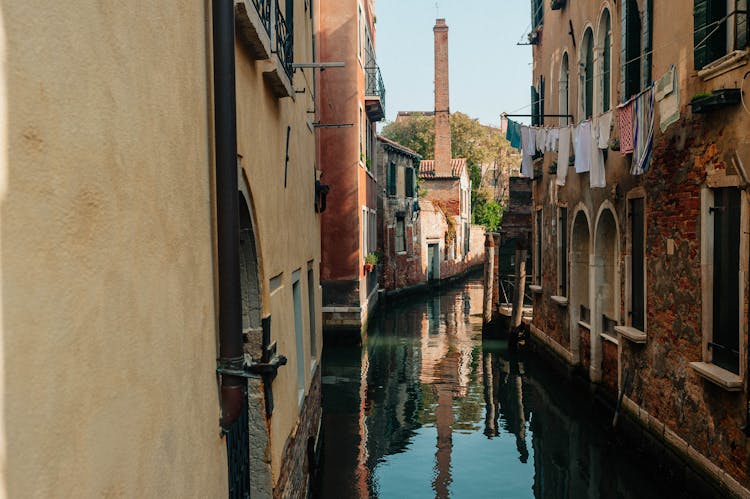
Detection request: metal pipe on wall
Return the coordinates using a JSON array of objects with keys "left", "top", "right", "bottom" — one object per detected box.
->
[{"left": 212, "top": 0, "right": 244, "bottom": 430}]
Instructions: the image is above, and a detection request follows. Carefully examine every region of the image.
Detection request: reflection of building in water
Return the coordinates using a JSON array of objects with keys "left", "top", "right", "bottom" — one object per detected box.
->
[{"left": 481, "top": 344, "right": 529, "bottom": 463}]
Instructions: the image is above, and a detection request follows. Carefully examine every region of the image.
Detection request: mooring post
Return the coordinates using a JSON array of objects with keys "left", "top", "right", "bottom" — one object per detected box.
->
[
  {"left": 483, "top": 233, "right": 495, "bottom": 324},
  {"left": 509, "top": 248, "right": 527, "bottom": 338}
]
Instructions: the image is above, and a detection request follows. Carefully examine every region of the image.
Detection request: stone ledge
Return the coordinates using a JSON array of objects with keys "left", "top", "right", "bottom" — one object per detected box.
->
[
  {"left": 689, "top": 362, "right": 743, "bottom": 391},
  {"left": 550, "top": 295, "right": 568, "bottom": 306},
  {"left": 577, "top": 320, "right": 591, "bottom": 330},
  {"left": 697, "top": 49, "right": 749, "bottom": 81},
  {"left": 614, "top": 325, "right": 647, "bottom": 344},
  {"left": 529, "top": 284, "right": 543, "bottom": 294},
  {"left": 601, "top": 333, "right": 619, "bottom": 345}
]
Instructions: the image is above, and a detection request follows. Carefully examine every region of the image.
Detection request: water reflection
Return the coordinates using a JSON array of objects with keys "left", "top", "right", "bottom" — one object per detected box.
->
[{"left": 319, "top": 278, "right": 722, "bottom": 499}]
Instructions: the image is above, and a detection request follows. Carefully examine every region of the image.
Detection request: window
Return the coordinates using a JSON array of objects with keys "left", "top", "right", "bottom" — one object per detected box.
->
[
  {"left": 629, "top": 197, "right": 645, "bottom": 331},
  {"left": 706, "top": 188, "right": 742, "bottom": 374},
  {"left": 531, "top": 0, "right": 544, "bottom": 29},
  {"left": 292, "top": 271, "right": 306, "bottom": 403},
  {"left": 531, "top": 75, "right": 545, "bottom": 126},
  {"left": 387, "top": 162, "right": 397, "bottom": 196},
  {"left": 535, "top": 208, "right": 542, "bottom": 286},
  {"left": 362, "top": 207, "right": 368, "bottom": 257},
  {"left": 405, "top": 167, "right": 415, "bottom": 198},
  {"left": 622, "top": 0, "right": 642, "bottom": 99},
  {"left": 307, "top": 265, "right": 316, "bottom": 363},
  {"left": 558, "top": 207, "right": 568, "bottom": 297},
  {"left": 694, "top": 0, "right": 749, "bottom": 70},
  {"left": 559, "top": 52, "right": 570, "bottom": 125},
  {"left": 581, "top": 27, "right": 594, "bottom": 120},
  {"left": 597, "top": 9, "right": 612, "bottom": 114},
  {"left": 395, "top": 216, "right": 406, "bottom": 253}
]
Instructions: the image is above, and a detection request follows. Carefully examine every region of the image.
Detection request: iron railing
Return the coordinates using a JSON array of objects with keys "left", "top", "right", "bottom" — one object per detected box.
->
[
  {"left": 251, "top": 0, "right": 272, "bottom": 38},
  {"left": 274, "top": 5, "right": 294, "bottom": 80},
  {"left": 365, "top": 65, "right": 386, "bottom": 113},
  {"left": 497, "top": 274, "right": 532, "bottom": 307}
]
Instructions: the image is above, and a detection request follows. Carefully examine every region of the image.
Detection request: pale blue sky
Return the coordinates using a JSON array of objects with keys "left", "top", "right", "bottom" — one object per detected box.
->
[{"left": 375, "top": 1, "right": 533, "bottom": 128}]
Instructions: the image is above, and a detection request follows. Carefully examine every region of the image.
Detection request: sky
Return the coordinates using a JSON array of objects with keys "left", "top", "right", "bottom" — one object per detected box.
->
[{"left": 375, "top": 0, "right": 533, "bottom": 128}]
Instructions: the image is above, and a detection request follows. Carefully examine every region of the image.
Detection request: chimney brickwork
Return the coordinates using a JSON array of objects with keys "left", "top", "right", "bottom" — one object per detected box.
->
[{"left": 433, "top": 18, "right": 451, "bottom": 174}]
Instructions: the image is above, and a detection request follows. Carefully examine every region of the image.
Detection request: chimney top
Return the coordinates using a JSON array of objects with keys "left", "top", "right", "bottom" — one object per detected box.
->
[{"left": 434, "top": 18, "right": 447, "bottom": 28}]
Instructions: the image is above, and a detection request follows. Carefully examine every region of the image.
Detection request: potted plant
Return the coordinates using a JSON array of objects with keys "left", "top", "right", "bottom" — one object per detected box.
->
[
  {"left": 364, "top": 252, "right": 379, "bottom": 272},
  {"left": 551, "top": 0, "right": 566, "bottom": 10},
  {"left": 548, "top": 160, "right": 558, "bottom": 174},
  {"left": 689, "top": 89, "right": 741, "bottom": 113}
]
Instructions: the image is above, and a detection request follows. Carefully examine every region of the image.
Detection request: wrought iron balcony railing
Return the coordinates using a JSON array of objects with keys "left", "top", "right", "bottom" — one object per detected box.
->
[
  {"left": 274, "top": 4, "right": 294, "bottom": 81},
  {"left": 365, "top": 65, "right": 386, "bottom": 113},
  {"left": 251, "top": 0, "right": 272, "bottom": 38}
]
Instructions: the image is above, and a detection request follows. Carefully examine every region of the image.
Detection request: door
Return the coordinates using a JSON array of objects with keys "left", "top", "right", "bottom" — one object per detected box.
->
[{"left": 428, "top": 243, "right": 440, "bottom": 281}]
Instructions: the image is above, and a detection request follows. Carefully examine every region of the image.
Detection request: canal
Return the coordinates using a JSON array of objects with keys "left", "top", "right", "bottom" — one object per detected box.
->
[{"left": 317, "top": 276, "right": 724, "bottom": 499}]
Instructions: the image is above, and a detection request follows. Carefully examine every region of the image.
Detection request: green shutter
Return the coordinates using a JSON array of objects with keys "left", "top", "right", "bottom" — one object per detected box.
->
[
  {"left": 388, "top": 162, "right": 396, "bottom": 196},
  {"left": 539, "top": 76, "right": 545, "bottom": 126},
  {"left": 695, "top": 0, "right": 728, "bottom": 69},
  {"left": 531, "top": 85, "right": 540, "bottom": 126},
  {"left": 405, "top": 167, "right": 414, "bottom": 198},
  {"left": 694, "top": 0, "right": 710, "bottom": 69},
  {"left": 622, "top": 0, "right": 641, "bottom": 99},
  {"left": 603, "top": 12, "right": 611, "bottom": 112},
  {"left": 642, "top": 0, "right": 653, "bottom": 87},
  {"left": 737, "top": 0, "right": 749, "bottom": 50}
]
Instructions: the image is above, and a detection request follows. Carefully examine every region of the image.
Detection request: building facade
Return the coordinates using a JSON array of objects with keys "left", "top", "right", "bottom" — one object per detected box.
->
[
  {"left": 376, "top": 136, "right": 424, "bottom": 293},
  {"left": 317, "top": 0, "right": 384, "bottom": 332},
  {"left": 0, "top": 1, "right": 321, "bottom": 497},
  {"left": 525, "top": 0, "right": 750, "bottom": 494}
]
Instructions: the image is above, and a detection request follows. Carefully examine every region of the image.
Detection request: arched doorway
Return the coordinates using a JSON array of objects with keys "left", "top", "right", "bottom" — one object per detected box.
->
[
  {"left": 592, "top": 207, "right": 619, "bottom": 382},
  {"left": 569, "top": 209, "right": 590, "bottom": 366}
]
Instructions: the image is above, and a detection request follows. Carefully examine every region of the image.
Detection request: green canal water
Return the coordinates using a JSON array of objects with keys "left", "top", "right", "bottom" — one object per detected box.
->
[{"left": 317, "top": 277, "right": 724, "bottom": 499}]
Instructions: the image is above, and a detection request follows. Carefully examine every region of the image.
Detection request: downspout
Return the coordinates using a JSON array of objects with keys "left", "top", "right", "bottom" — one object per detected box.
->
[{"left": 212, "top": 0, "right": 244, "bottom": 430}]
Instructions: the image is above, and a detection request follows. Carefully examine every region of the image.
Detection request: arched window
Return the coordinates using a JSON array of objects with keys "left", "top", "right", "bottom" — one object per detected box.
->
[
  {"left": 559, "top": 52, "right": 570, "bottom": 125},
  {"left": 580, "top": 28, "right": 594, "bottom": 120},
  {"left": 597, "top": 9, "right": 612, "bottom": 113}
]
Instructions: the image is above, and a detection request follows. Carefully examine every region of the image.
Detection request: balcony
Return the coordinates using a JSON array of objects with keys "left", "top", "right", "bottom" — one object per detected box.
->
[
  {"left": 235, "top": 0, "right": 294, "bottom": 98},
  {"left": 365, "top": 65, "right": 386, "bottom": 122}
]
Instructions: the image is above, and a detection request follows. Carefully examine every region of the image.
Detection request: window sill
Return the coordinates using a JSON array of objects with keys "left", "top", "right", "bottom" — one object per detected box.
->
[
  {"left": 698, "top": 49, "right": 749, "bottom": 81},
  {"left": 601, "top": 333, "right": 619, "bottom": 345},
  {"left": 529, "top": 285, "right": 543, "bottom": 294},
  {"left": 689, "top": 362, "right": 743, "bottom": 391},
  {"left": 614, "top": 325, "right": 647, "bottom": 344},
  {"left": 550, "top": 295, "right": 568, "bottom": 306},
  {"left": 578, "top": 320, "right": 591, "bottom": 330},
  {"left": 395, "top": 251, "right": 407, "bottom": 256}
]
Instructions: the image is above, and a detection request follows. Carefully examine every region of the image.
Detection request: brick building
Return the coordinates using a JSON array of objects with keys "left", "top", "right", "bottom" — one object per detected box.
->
[
  {"left": 376, "top": 136, "right": 424, "bottom": 293},
  {"left": 525, "top": 0, "right": 750, "bottom": 494},
  {"left": 317, "top": 0, "right": 384, "bottom": 332}
]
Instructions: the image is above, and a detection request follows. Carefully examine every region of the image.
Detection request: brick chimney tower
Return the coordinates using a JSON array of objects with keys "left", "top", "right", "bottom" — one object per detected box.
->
[{"left": 434, "top": 18, "right": 451, "bottom": 174}]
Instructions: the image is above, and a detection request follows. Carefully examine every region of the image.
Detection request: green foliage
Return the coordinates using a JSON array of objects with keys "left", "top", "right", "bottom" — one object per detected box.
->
[
  {"left": 365, "top": 252, "right": 380, "bottom": 265},
  {"left": 473, "top": 200, "right": 503, "bottom": 232},
  {"left": 380, "top": 115, "right": 435, "bottom": 159}
]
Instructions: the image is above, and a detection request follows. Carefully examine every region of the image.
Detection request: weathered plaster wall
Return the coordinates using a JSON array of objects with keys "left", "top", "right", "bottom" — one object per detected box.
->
[
  {"left": 235, "top": 0, "right": 322, "bottom": 486},
  {"left": 0, "top": 2, "right": 226, "bottom": 496}
]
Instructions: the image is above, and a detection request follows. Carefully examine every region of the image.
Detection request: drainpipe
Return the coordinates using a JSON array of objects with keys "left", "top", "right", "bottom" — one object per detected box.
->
[{"left": 212, "top": 0, "right": 244, "bottom": 430}]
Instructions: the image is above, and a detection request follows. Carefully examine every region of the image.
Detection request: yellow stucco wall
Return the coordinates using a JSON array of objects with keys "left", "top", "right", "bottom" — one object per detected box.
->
[
  {"left": 234, "top": 0, "right": 322, "bottom": 483},
  {"left": 0, "top": 2, "right": 227, "bottom": 497}
]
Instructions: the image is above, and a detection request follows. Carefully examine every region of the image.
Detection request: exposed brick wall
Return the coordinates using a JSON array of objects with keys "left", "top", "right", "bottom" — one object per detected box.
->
[
  {"left": 275, "top": 367, "right": 322, "bottom": 499},
  {"left": 602, "top": 340, "right": 618, "bottom": 394}
]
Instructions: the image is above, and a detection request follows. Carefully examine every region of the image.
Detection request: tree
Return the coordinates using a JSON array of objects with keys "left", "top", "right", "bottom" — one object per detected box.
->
[
  {"left": 473, "top": 200, "right": 503, "bottom": 232},
  {"left": 382, "top": 112, "right": 511, "bottom": 230}
]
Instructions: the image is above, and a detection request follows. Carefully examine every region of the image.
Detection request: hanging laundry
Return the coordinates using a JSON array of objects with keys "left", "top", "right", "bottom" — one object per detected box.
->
[
  {"left": 521, "top": 126, "right": 534, "bottom": 179},
  {"left": 506, "top": 119, "right": 522, "bottom": 149},
  {"left": 574, "top": 122, "right": 592, "bottom": 173},
  {"left": 589, "top": 134, "right": 606, "bottom": 188},
  {"left": 547, "top": 128, "right": 559, "bottom": 153},
  {"left": 597, "top": 111, "right": 613, "bottom": 149},
  {"left": 656, "top": 65, "right": 680, "bottom": 132},
  {"left": 528, "top": 126, "right": 536, "bottom": 153},
  {"left": 632, "top": 86, "right": 655, "bottom": 175},
  {"left": 618, "top": 99, "right": 635, "bottom": 155},
  {"left": 556, "top": 126, "right": 571, "bottom": 186}
]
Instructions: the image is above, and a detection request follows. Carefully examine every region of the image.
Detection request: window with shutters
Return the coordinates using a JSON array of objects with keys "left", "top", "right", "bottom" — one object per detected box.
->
[
  {"left": 628, "top": 195, "right": 646, "bottom": 332},
  {"left": 581, "top": 28, "right": 594, "bottom": 119},
  {"left": 535, "top": 208, "right": 542, "bottom": 286},
  {"left": 405, "top": 167, "right": 415, "bottom": 198},
  {"left": 699, "top": 186, "right": 748, "bottom": 379},
  {"left": 694, "top": 0, "right": 749, "bottom": 70},
  {"left": 596, "top": 9, "right": 612, "bottom": 114},
  {"left": 622, "top": 0, "right": 642, "bottom": 100},
  {"left": 387, "top": 162, "right": 396, "bottom": 196},
  {"left": 559, "top": 52, "right": 570, "bottom": 125},
  {"left": 531, "top": 0, "right": 544, "bottom": 29},
  {"left": 557, "top": 206, "right": 568, "bottom": 297},
  {"left": 395, "top": 216, "right": 406, "bottom": 253}
]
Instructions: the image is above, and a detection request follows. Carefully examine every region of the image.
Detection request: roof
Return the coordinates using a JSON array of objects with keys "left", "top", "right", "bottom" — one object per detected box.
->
[
  {"left": 419, "top": 158, "right": 467, "bottom": 179},
  {"left": 377, "top": 135, "right": 422, "bottom": 159}
]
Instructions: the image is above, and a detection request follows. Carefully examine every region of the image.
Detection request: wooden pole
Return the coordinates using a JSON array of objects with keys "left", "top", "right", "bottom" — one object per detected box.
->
[
  {"left": 483, "top": 233, "right": 495, "bottom": 324},
  {"left": 509, "top": 248, "right": 527, "bottom": 339}
]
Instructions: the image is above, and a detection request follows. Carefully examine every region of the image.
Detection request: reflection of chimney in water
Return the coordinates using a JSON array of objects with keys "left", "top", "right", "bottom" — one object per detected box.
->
[
  {"left": 483, "top": 351, "right": 498, "bottom": 437},
  {"left": 434, "top": 18, "right": 451, "bottom": 172}
]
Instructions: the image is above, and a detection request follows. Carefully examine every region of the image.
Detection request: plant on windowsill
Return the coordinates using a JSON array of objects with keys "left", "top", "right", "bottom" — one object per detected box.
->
[
  {"left": 548, "top": 161, "right": 558, "bottom": 174},
  {"left": 527, "top": 25, "right": 542, "bottom": 45},
  {"left": 689, "top": 89, "right": 741, "bottom": 114},
  {"left": 550, "top": 0, "right": 565, "bottom": 10},
  {"left": 364, "top": 252, "right": 379, "bottom": 272}
]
